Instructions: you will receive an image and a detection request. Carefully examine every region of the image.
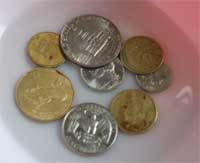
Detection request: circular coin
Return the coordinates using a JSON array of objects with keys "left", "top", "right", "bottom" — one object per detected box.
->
[
  {"left": 62, "top": 103, "right": 118, "bottom": 154},
  {"left": 28, "top": 32, "right": 65, "bottom": 67},
  {"left": 136, "top": 64, "right": 171, "bottom": 92},
  {"left": 80, "top": 58, "right": 124, "bottom": 91},
  {"left": 15, "top": 68, "right": 74, "bottom": 121},
  {"left": 60, "top": 15, "right": 122, "bottom": 68},
  {"left": 122, "top": 36, "right": 164, "bottom": 74},
  {"left": 110, "top": 89, "right": 158, "bottom": 134}
]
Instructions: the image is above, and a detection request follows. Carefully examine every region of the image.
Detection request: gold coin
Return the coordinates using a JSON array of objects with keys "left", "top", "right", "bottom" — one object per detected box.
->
[
  {"left": 28, "top": 32, "right": 65, "bottom": 67},
  {"left": 122, "top": 36, "right": 164, "bottom": 74},
  {"left": 15, "top": 68, "right": 74, "bottom": 122},
  {"left": 110, "top": 89, "right": 158, "bottom": 134}
]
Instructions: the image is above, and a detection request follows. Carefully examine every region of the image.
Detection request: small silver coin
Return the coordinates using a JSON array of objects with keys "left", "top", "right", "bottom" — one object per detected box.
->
[
  {"left": 60, "top": 15, "right": 122, "bottom": 68},
  {"left": 136, "top": 64, "right": 171, "bottom": 93},
  {"left": 80, "top": 58, "right": 125, "bottom": 91},
  {"left": 62, "top": 103, "right": 118, "bottom": 155}
]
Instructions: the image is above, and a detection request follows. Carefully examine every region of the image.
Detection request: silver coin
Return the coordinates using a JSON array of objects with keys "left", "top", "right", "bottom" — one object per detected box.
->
[
  {"left": 62, "top": 103, "right": 118, "bottom": 155},
  {"left": 136, "top": 64, "right": 171, "bottom": 92},
  {"left": 60, "top": 15, "right": 122, "bottom": 68},
  {"left": 80, "top": 58, "right": 124, "bottom": 91}
]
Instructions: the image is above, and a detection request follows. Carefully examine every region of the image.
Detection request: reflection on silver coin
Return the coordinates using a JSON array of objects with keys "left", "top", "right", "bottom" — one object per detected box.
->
[
  {"left": 60, "top": 15, "right": 122, "bottom": 68},
  {"left": 80, "top": 58, "right": 124, "bottom": 91},
  {"left": 136, "top": 64, "right": 171, "bottom": 92},
  {"left": 62, "top": 103, "right": 118, "bottom": 155}
]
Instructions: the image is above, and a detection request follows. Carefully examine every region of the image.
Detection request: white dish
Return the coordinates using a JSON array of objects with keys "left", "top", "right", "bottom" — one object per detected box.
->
[{"left": 0, "top": 0, "right": 198, "bottom": 162}]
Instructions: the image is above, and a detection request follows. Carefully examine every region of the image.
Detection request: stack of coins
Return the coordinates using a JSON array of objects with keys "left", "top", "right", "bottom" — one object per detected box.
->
[{"left": 15, "top": 15, "right": 171, "bottom": 155}]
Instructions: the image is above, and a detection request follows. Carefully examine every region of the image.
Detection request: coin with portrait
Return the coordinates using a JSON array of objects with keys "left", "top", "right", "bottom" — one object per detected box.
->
[{"left": 110, "top": 89, "right": 158, "bottom": 134}]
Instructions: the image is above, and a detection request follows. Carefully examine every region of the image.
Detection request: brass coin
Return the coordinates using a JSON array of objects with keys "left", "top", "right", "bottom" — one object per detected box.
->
[
  {"left": 109, "top": 89, "right": 158, "bottom": 134},
  {"left": 122, "top": 36, "right": 164, "bottom": 74},
  {"left": 28, "top": 32, "right": 65, "bottom": 67},
  {"left": 15, "top": 68, "right": 74, "bottom": 122}
]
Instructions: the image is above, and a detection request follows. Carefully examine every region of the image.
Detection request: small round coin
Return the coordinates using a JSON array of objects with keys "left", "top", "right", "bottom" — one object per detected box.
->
[
  {"left": 80, "top": 58, "right": 125, "bottom": 91},
  {"left": 110, "top": 89, "right": 158, "bottom": 134},
  {"left": 62, "top": 103, "right": 118, "bottom": 154},
  {"left": 28, "top": 32, "right": 65, "bottom": 67},
  {"left": 136, "top": 64, "right": 171, "bottom": 92},
  {"left": 15, "top": 68, "right": 74, "bottom": 121},
  {"left": 122, "top": 36, "right": 164, "bottom": 74},
  {"left": 60, "top": 15, "right": 122, "bottom": 68}
]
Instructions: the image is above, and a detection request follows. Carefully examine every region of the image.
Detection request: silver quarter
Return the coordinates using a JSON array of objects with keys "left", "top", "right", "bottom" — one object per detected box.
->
[
  {"left": 136, "top": 64, "right": 171, "bottom": 93},
  {"left": 62, "top": 103, "right": 118, "bottom": 155},
  {"left": 60, "top": 15, "right": 122, "bottom": 68},
  {"left": 80, "top": 58, "right": 124, "bottom": 91}
]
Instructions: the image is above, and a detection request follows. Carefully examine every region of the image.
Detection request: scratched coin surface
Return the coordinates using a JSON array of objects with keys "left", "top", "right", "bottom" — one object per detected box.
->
[
  {"left": 60, "top": 15, "right": 122, "bottom": 68},
  {"left": 110, "top": 89, "right": 158, "bottom": 134},
  {"left": 28, "top": 32, "right": 65, "bottom": 67},
  {"left": 136, "top": 64, "right": 171, "bottom": 92},
  {"left": 62, "top": 103, "right": 118, "bottom": 154},
  {"left": 122, "top": 36, "right": 164, "bottom": 74},
  {"left": 80, "top": 58, "right": 124, "bottom": 91},
  {"left": 15, "top": 68, "right": 74, "bottom": 121}
]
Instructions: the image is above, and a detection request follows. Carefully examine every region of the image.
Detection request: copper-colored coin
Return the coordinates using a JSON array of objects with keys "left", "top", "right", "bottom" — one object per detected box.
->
[
  {"left": 122, "top": 36, "right": 164, "bottom": 74},
  {"left": 28, "top": 32, "right": 65, "bottom": 67},
  {"left": 109, "top": 89, "right": 158, "bottom": 134},
  {"left": 15, "top": 68, "right": 74, "bottom": 122}
]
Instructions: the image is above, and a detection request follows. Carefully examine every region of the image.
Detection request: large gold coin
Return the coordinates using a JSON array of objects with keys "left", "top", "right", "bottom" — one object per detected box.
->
[
  {"left": 15, "top": 68, "right": 74, "bottom": 121},
  {"left": 122, "top": 36, "right": 164, "bottom": 74},
  {"left": 110, "top": 89, "right": 158, "bottom": 134},
  {"left": 28, "top": 32, "right": 65, "bottom": 67}
]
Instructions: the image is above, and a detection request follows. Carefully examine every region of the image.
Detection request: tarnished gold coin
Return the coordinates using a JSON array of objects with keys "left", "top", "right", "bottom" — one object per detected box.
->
[
  {"left": 122, "top": 36, "right": 164, "bottom": 74},
  {"left": 28, "top": 32, "right": 65, "bottom": 67},
  {"left": 15, "top": 68, "right": 74, "bottom": 121},
  {"left": 110, "top": 89, "right": 158, "bottom": 134}
]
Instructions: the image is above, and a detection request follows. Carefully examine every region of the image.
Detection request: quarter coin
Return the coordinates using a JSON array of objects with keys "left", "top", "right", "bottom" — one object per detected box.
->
[
  {"left": 60, "top": 15, "right": 122, "bottom": 68},
  {"left": 15, "top": 68, "right": 74, "bottom": 121},
  {"left": 62, "top": 103, "right": 118, "bottom": 154}
]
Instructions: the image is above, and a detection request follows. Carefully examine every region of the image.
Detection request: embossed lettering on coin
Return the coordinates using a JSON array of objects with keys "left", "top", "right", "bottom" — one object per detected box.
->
[
  {"left": 110, "top": 89, "right": 158, "bottom": 134},
  {"left": 62, "top": 103, "right": 118, "bottom": 154},
  {"left": 60, "top": 15, "right": 122, "bottom": 68},
  {"left": 28, "top": 32, "right": 65, "bottom": 67},
  {"left": 15, "top": 68, "right": 74, "bottom": 121},
  {"left": 122, "top": 36, "right": 164, "bottom": 74},
  {"left": 80, "top": 58, "right": 124, "bottom": 91},
  {"left": 136, "top": 64, "right": 171, "bottom": 92}
]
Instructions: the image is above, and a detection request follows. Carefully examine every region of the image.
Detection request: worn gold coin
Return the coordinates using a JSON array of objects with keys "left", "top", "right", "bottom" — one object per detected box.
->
[
  {"left": 15, "top": 68, "right": 74, "bottom": 121},
  {"left": 28, "top": 32, "right": 65, "bottom": 67},
  {"left": 122, "top": 36, "right": 164, "bottom": 74},
  {"left": 110, "top": 89, "right": 158, "bottom": 134}
]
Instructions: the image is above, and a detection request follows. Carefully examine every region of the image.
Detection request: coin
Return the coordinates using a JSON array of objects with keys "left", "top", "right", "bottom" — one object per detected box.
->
[
  {"left": 28, "top": 32, "right": 65, "bottom": 67},
  {"left": 122, "top": 36, "right": 164, "bottom": 74},
  {"left": 15, "top": 68, "right": 74, "bottom": 121},
  {"left": 62, "top": 103, "right": 118, "bottom": 154},
  {"left": 136, "top": 64, "right": 171, "bottom": 92},
  {"left": 110, "top": 89, "right": 158, "bottom": 134},
  {"left": 60, "top": 15, "right": 122, "bottom": 68},
  {"left": 80, "top": 58, "right": 124, "bottom": 91}
]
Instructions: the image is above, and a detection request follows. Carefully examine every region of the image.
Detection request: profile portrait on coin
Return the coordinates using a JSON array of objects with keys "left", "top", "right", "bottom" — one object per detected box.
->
[{"left": 62, "top": 103, "right": 118, "bottom": 154}]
